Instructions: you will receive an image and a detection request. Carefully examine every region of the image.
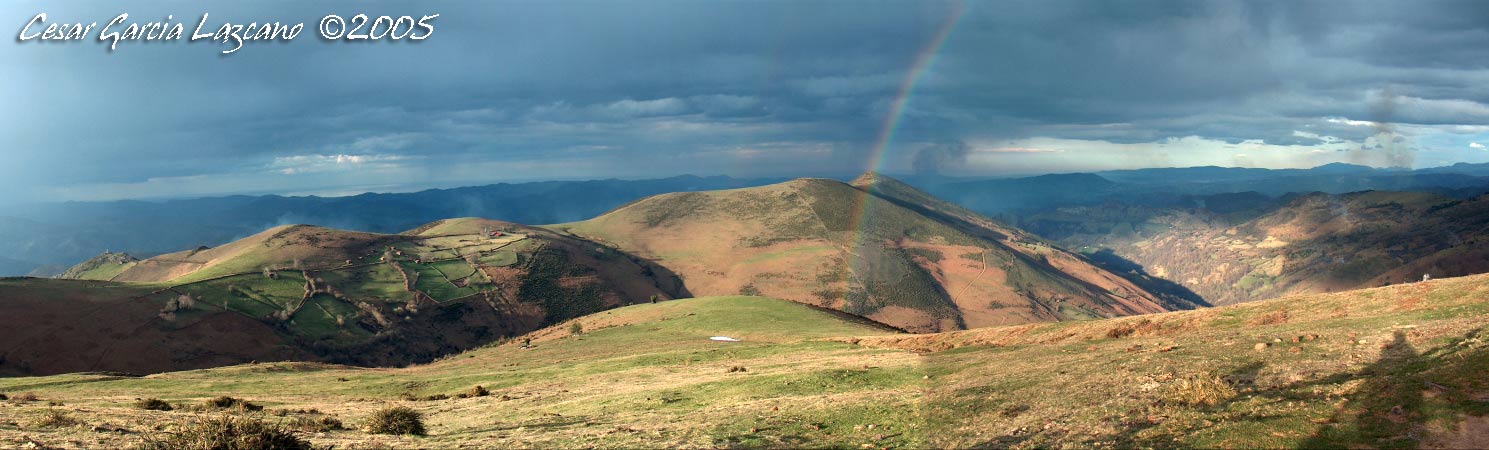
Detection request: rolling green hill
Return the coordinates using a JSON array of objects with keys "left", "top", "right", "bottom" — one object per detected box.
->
[
  {"left": 1, "top": 274, "right": 1486, "bottom": 448},
  {"left": 55, "top": 252, "right": 139, "bottom": 281}
]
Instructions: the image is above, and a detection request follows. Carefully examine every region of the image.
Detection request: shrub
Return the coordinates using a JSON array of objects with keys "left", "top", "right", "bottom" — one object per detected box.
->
[
  {"left": 202, "top": 396, "right": 263, "bottom": 412},
  {"left": 456, "top": 385, "right": 490, "bottom": 399},
  {"left": 568, "top": 322, "right": 584, "bottom": 336},
  {"left": 9, "top": 392, "right": 38, "bottom": 403},
  {"left": 365, "top": 406, "right": 426, "bottom": 435},
  {"left": 134, "top": 415, "right": 316, "bottom": 450},
  {"left": 287, "top": 416, "right": 344, "bottom": 433},
  {"left": 30, "top": 409, "right": 79, "bottom": 428},
  {"left": 136, "top": 398, "right": 174, "bottom": 411},
  {"left": 398, "top": 393, "right": 448, "bottom": 402},
  {"left": 1106, "top": 324, "right": 1135, "bottom": 339}
]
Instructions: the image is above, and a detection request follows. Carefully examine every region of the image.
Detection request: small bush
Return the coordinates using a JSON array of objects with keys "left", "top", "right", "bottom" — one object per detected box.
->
[
  {"left": 30, "top": 409, "right": 79, "bottom": 428},
  {"left": 9, "top": 392, "right": 38, "bottom": 403},
  {"left": 272, "top": 408, "right": 324, "bottom": 417},
  {"left": 202, "top": 396, "right": 263, "bottom": 412},
  {"left": 1106, "top": 324, "right": 1135, "bottom": 339},
  {"left": 455, "top": 385, "right": 489, "bottom": 399},
  {"left": 398, "top": 393, "right": 448, "bottom": 402},
  {"left": 1167, "top": 373, "right": 1237, "bottom": 407},
  {"left": 134, "top": 415, "right": 316, "bottom": 450},
  {"left": 136, "top": 398, "right": 174, "bottom": 411},
  {"left": 0, "top": 392, "right": 7, "bottom": 401},
  {"left": 365, "top": 406, "right": 426, "bottom": 435},
  {"left": 287, "top": 415, "right": 344, "bottom": 433},
  {"left": 568, "top": 322, "right": 584, "bottom": 336}
]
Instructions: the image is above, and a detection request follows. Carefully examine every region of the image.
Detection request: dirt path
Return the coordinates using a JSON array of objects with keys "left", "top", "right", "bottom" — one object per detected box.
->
[{"left": 950, "top": 249, "right": 990, "bottom": 304}]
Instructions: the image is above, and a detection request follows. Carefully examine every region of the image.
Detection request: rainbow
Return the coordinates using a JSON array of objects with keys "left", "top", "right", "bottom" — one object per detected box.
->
[
  {"left": 863, "top": 3, "right": 966, "bottom": 175},
  {"left": 849, "top": 3, "right": 966, "bottom": 248}
]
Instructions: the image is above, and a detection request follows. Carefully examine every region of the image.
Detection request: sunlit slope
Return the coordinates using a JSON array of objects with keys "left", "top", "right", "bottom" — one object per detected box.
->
[
  {"left": 404, "top": 217, "right": 524, "bottom": 237},
  {"left": 2, "top": 276, "right": 1487, "bottom": 448},
  {"left": 55, "top": 252, "right": 139, "bottom": 281},
  {"left": 557, "top": 175, "right": 1181, "bottom": 332},
  {"left": 1046, "top": 189, "right": 1489, "bottom": 306}
]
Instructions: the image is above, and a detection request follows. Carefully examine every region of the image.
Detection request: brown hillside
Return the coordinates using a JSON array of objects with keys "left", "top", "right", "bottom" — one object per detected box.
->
[
  {"left": 1034, "top": 190, "right": 1489, "bottom": 305},
  {"left": 110, "top": 225, "right": 399, "bottom": 283},
  {"left": 555, "top": 174, "right": 1186, "bottom": 332},
  {"left": 0, "top": 278, "right": 310, "bottom": 376}
]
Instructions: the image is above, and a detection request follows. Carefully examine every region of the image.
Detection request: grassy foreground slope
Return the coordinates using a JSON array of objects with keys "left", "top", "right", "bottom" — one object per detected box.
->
[
  {"left": 3, "top": 274, "right": 1488, "bottom": 448},
  {"left": 0, "top": 296, "right": 921, "bottom": 448}
]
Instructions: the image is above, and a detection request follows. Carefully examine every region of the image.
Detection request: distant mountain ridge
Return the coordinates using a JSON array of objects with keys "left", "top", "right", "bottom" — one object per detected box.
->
[
  {"left": 2, "top": 175, "right": 788, "bottom": 276},
  {"left": 8, "top": 162, "right": 1489, "bottom": 277}
]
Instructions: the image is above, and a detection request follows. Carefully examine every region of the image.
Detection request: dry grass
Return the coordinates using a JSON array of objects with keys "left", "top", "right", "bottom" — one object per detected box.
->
[{"left": 7, "top": 392, "right": 39, "bottom": 404}]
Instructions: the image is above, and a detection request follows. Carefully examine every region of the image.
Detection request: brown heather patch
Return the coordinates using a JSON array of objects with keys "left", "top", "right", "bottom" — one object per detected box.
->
[{"left": 1252, "top": 309, "right": 1289, "bottom": 325}]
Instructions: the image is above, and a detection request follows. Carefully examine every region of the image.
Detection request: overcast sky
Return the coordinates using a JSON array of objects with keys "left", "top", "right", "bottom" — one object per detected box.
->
[{"left": 5, "top": 0, "right": 1489, "bottom": 203}]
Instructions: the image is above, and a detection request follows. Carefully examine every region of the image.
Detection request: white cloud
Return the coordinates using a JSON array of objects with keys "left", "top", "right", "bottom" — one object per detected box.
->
[
  {"left": 602, "top": 98, "right": 690, "bottom": 117},
  {"left": 272, "top": 154, "right": 409, "bottom": 175},
  {"left": 1470, "top": 142, "right": 1485, "bottom": 149},
  {"left": 1325, "top": 117, "right": 1375, "bottom": 127},
  {"left": 349, "top": 133, "right": 421, "bottom": 153},
  {"left": 972, "top": 146, "right": 1063, "bottom": 154}
]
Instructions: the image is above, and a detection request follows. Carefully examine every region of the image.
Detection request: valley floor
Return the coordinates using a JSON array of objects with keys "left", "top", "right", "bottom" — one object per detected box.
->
[{"left": 2, "top": 278, "right": 1488, "bottom": 448}]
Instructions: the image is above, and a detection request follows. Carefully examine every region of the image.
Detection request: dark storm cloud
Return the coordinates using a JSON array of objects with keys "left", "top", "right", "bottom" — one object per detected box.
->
[
  {"left": 912, "top": 141, "right": 970, "bottom": 175},
  {"left": 4, "top": 0, "right": 1489, "bottom": 202}
]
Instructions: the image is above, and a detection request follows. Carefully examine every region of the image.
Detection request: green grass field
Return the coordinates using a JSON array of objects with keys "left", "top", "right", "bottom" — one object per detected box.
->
[
  {"left": 3, "top": 276, "right": 1487, "bottom": 448},
  {"left": 404, "top": 261, "right": 479, "bottom": 302},
  {"left": 175, "top": 272, "right": 307, "bottom": 318},
  {"left": 316, "top": 263, "right": 408, "bottom": 304},
  {"left": 68, "top": 262, "right": 136, "bottom": 281}
]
